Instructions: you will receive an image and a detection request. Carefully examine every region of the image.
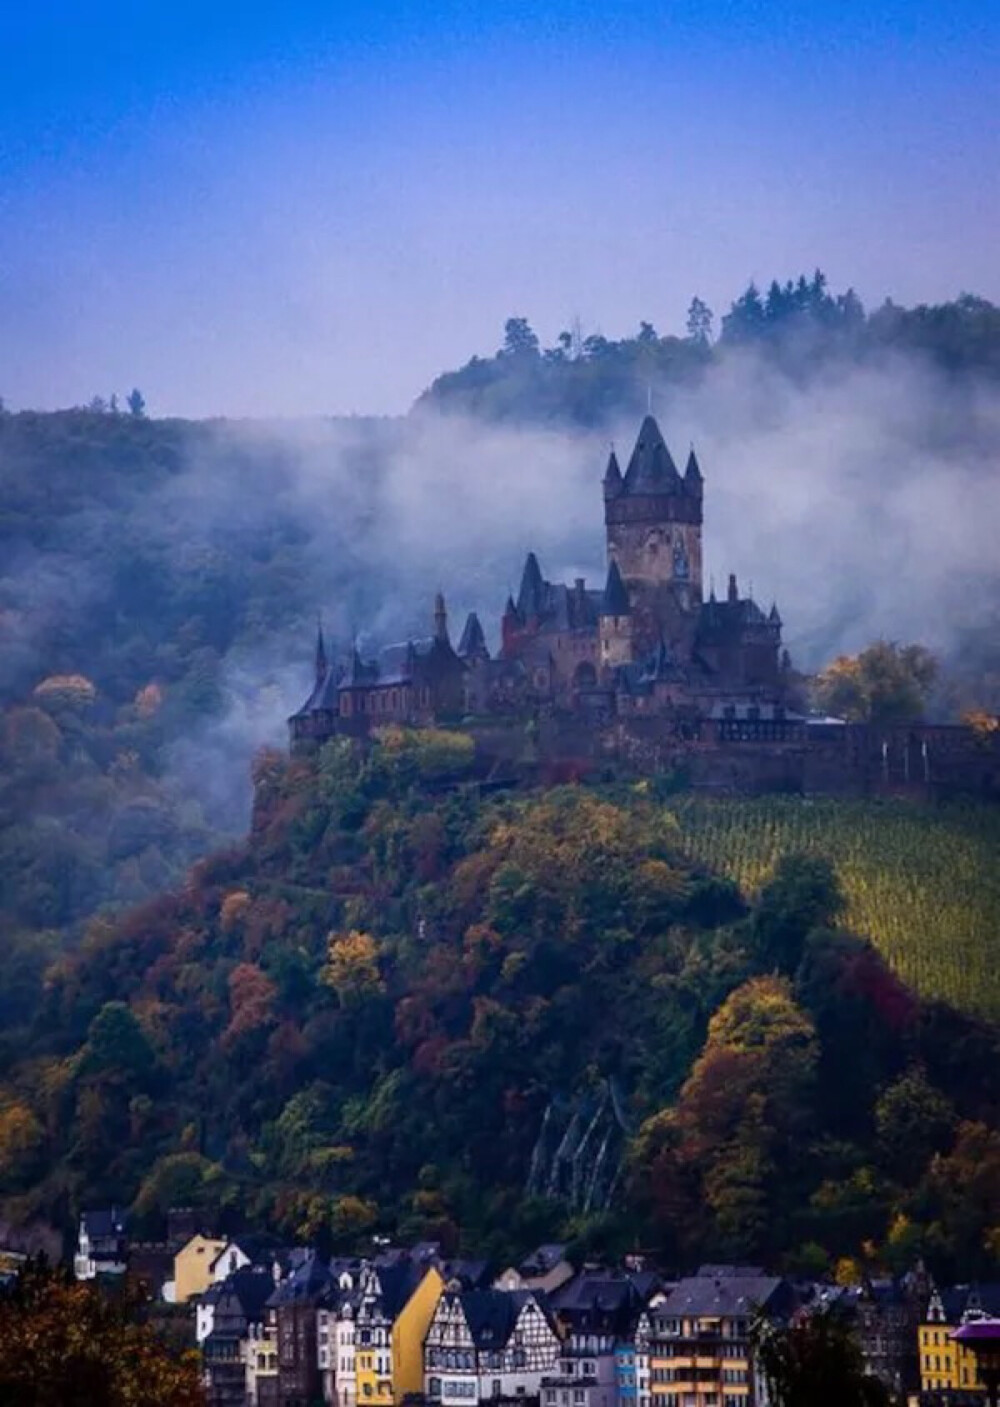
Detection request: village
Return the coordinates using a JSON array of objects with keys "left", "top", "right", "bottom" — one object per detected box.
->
[{"left": 66, "top": 1210, "right": 1000, "bottom": 1407}]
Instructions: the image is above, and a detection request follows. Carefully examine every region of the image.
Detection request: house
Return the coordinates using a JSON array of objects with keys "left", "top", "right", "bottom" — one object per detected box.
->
[
  {"left": 174, "top": 1232, "right": 229, "bottom": 1304},
  {"left": 74, "top": 1207, "right": 129, "bottom": 1280},
  {"left": 648, "top": 1265, "right": 796, "bottom": 1407},
  {"left": 354, "top": 1256, "right": 445, "bottom": 1405},
  {"left": 496, "top": 1247, "right": 576, "bottom": 1297},
  {"left": 316, "top": 1259, "right": 363, "bottom": 1407},
  {"left": 542, "top": 1273, "right": 644, "bottom": 1407},
  {"left": 268, "top": 1251, "right": 334, "bottom": 1407},
  {"left": 917, "top": 1282, "right": 1000, "bottom": 1400},
  {"left": 851, "top": 1271, "right": 929, "bottom": 1399},
  {"left": 424, "top": 1287, "right": 561, "bottom": 1406},
  {"left": 200, "top": 1266, "right": 275, "bottom": 1407}
]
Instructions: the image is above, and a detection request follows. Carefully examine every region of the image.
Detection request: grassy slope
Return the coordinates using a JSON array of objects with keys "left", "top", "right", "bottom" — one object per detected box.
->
[{"left": 671, "top": 796, "right": 1000, "bottom": 1018}]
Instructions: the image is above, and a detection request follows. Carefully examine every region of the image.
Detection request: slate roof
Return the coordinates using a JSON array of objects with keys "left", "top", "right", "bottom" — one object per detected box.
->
[
  {"left": 520, "top": 1244, "right": 569, "bottom": 1277},
  {"left": 697, "top": 594, "right": 773, "bottom": 645},
  {"left": 267, "top": 1252, "right": 331, "bottom": 1307},
  {"left": 459, "top": 1288, "right": 522, "bottom": 1348},
  {"left": 660, "top": 1266, "right": 788, "bottom": 1319},
  {"left": 81, "top": 1208, "right": 128, "bottom": 1240},
  {"left": 219, "top": 1265, "right": 277, "bottom": 1321},
  {"left": 601, "top": 561, "right": 630, "bottom": 617},
  {"left": 684, "top": 448, "right": 703, "bottom": 485},
  {"left": 457, "top": 613, "right": 489, "bottom": 660},
  {"left": 622, "top": 416, "right": 680, "bottom": 494}
]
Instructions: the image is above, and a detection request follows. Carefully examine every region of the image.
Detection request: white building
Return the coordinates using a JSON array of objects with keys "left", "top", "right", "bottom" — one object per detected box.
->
[{"left": 425, "top": 1288, "right": 561, "bottom": 1406}]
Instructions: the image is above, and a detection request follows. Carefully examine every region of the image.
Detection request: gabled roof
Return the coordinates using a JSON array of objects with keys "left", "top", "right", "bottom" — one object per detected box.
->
[
  {"left": 660, "top": 1267, "right": 789, "bottom": 1319},
  {"left": 622, "top": 415, "right": 680, "bottom": 494}
]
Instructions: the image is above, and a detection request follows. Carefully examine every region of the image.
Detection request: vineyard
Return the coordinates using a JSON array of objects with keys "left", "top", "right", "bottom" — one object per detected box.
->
[{"left": 671, "top": 796, "right": 1000, "bottom": 1020}]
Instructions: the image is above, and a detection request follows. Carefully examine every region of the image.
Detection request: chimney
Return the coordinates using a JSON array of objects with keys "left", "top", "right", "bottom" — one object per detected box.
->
[{"left": 727, "top": 573, "right": 738, "bottom": 604}]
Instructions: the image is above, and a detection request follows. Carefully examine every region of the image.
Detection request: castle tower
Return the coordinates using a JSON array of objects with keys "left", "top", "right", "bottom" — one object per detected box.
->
[
  {"left": 599, "top": 559, "right": 634, "bottom": 668},
  {"left": 603, "top": 415, "right": 703, "bottom": 651}
]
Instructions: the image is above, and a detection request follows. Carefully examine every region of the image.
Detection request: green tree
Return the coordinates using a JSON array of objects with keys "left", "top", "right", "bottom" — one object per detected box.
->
[
  {"left": 752, "top": 1308, "right": 890, "bottom": 1406},
  {"left": 752, "top": 854, "right": 843, "bottom": 974},
  {"left": 686, "top": 296, "right": 714, "bottom": 345},
  {"left": 501, "top": 317, "right": 540, "bottom": 359},
  {"left": 813, "top": 641, "right": 938, "bottom": 724},
  {"left": 874, "top": 1067, "right": 956, "bottom": 1181},
  {"left": 126, "top": 388, "right": 146, "bottom": 417}
]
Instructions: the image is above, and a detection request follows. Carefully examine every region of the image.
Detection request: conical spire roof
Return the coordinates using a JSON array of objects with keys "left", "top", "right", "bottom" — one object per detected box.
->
[
  {"left": 516, "top": 551, "right": 545, "bottom": 619},
  {"left": 601, "top": 559, "right": 630, "bottom": 616},
  {"left": 768, "top": 601, "right": 782, "bottom": 626},
  {"left": 315, "top": 618, "right": 328, "bottom": 682},
  {"left": 684, "top": 446, "right": 703, "bottom": 484},
  {"left": 457, "top": 611, "right": 489, "bottom": 660},
  {"left": 603, "top": 448, "right": 623, "bottom": 495},
  {"left": 623, "top": 414, "right": 679, "bottom": 492}
]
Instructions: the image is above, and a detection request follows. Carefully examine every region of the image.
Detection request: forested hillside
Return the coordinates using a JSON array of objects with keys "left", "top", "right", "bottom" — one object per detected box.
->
[
  {"left": 1, "top": 731, "right": 998, "bottom": 1283},
  {"left": 0, "top": 278, "right": 998, "bottom": 1266}
]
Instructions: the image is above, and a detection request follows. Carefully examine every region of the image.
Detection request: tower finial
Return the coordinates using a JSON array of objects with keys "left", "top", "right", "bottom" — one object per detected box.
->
[
  {"left": 315, "top": 612, "right": 328, "bottom": 685},
  {"left": 434, "top": 590, "right": 449, "bottom": 643}
]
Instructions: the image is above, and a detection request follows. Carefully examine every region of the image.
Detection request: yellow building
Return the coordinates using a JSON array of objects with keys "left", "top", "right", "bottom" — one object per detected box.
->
[
  {"left": 173, "top": 1232, "right": 228, "bottom": 1304},
  {"left": 650, "top": 1268, "right": 791, "bottom": 1407},
  {"left": 355, "top": 1260, "right": 444, "bottom": 1404},
  {"left": 919, "top": 1285, "right": 1000, "bottom": 1396}
]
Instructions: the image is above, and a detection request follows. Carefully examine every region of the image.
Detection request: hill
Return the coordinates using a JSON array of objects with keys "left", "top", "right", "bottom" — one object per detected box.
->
[
  {"left": 2, "top": 730, "right": 998, "bottom": 1282},
  {"left": 673, "top": 796, "right": 1000, "bottom": 1020}
]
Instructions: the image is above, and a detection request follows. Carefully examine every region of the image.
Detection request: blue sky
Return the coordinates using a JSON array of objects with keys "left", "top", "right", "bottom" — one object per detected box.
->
[{"left": 2, "top": 1, "right": 997, "bottom": 415}]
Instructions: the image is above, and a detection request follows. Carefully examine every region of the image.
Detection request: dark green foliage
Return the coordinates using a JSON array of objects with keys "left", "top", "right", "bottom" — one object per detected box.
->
[{"left": 752, "top": 1308, "right": 891, "bottom": 1407}]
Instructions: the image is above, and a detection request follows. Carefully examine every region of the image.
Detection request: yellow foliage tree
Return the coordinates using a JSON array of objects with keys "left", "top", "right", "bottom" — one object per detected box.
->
[
  {"left": 322, "top": 930, "right": 385, "bottom": 1002},
  {"left": 0, "top": 1260, "right": 205, "bottom": 1404}
]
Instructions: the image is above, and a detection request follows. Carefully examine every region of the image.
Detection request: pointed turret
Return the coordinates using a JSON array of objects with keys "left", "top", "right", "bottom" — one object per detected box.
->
[
  {"left": 601, "top": 559, "right": 630, "bottom": 616},
  {"left": 623, "top": 414, "right": 679, "bottom": 492},
  {"left": 433, "top": 591, "right": 449, "bottom": 644},
  {"left": 768, "top": 601, "right": 782, "bottom": 627},
  {"left": 603, "top": 447, "right": 623, "bottom": 499},
  {"left": 516, "top": 551, "right": 545, "bottom": 620},
  {"left": 457, "top": 611, "right": 489, "bottom": 661},
  {"left": 684, "top": 446, "right": 703, "bottom": 495},
  {"left": 314, "top": 617, "right": 328, "bottom": 686}
]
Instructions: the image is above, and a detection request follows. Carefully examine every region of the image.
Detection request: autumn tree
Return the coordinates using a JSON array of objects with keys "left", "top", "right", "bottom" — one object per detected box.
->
[
  {"left": 0, "top": 1258, "right": 205, "bottom": 1405},
  {"left": 323, "top": 930, "right": 385, "bottom": 1003},
  {"left": 813, "top": 641, "right": 938, "bottom": 724}
]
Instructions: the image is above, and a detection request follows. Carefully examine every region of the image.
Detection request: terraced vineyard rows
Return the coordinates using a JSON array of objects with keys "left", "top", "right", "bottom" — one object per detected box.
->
[{"left": 671, "top": 796, "right": 1000, "bottom": 1019}]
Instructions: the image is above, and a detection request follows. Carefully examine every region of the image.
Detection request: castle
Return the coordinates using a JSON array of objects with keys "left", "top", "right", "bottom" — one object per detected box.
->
[
  {"left": 290, "top": 415, "right": 999, "bottom": 801},
  {"left": 292, "top": 415, "right": 793, "bottom": 737}
]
